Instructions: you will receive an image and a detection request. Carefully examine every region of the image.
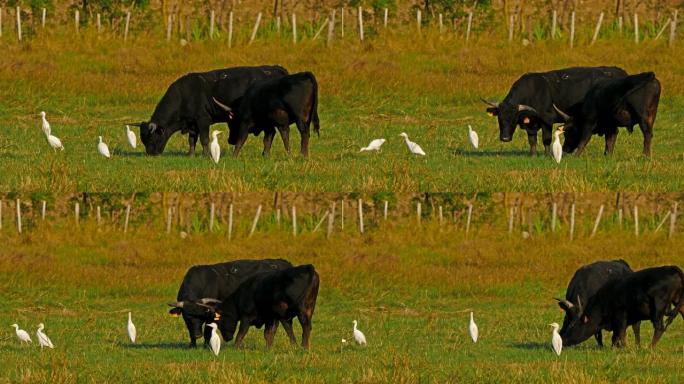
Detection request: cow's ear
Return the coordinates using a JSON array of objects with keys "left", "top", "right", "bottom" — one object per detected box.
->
[
  {"left": 486, "top": 107, "right": 499, "bottom": 117},
  {"left": 582, "top": 315, "right": 589, "bottom": 324}
]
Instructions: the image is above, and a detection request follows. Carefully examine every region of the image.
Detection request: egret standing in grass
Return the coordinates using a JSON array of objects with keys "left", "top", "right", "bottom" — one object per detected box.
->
[
  {"left": 399, "top": 132, "right": 426, "bottom": 156},
  {"left": 469, "top": 312, "right": 479, "bottom": 343},
  {"left": 40, "top": 111, "right": 51, "bottom": 137},
  {"left": 125, "top": 125, "right": 137, "bottom": 149},
  {"left": 468, "top": 125, "right": 479, "bottom": 149},
  {"left": 47, "top": 134, "right": 64, "bottom": 151},
  {"left": 207, "top": 323, "right": 221, "bottom": 356},
  {"left": 552, "top": 127, "right": 564, "bottom": 164},
  {"left": 11, "top": 324, "right": 32, "bottom": 345},
  {"left": 360, "top": 138, "right": 386, "bottom": 152},
  {"left": 127, "top": 312, "right": 136, "bottom": 343},
  {"left": 550, "top": 322, "right": 562, "bottom": 356},
  {"left": 36, "top": 323, "right": 54, "bottom": 349},
  {"left": 98, "top": 136, "right": 111, "bottom": 159},
  {"left": 352, "top": 320, "right": 367, "bottom": 346},
  {"left": 210, "top": 130, "right": 221, "bottom": 164}
]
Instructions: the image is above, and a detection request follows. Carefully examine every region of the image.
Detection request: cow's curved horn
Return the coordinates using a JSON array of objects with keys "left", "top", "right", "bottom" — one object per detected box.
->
[
  {"left": 168, "top": 301, "right": 184, "bottom": 308},
  {"left": 480, "top": 98, "right": 499, "bottom": 108},
  {"left": 213, "top": 97, "right": 232, "bottom": 112},
  {"left": 554, "top": 297, "right": 574, "bottom": 310},
  {"left": 199, "top": 298, "right": 222, "bottom": 304},
  {"left": 517, "top": 104, "right": 538, "bottom": 114},
  {"left": 553, "top": 104, "right": 571, "bottom": 121},
  {"left": 576, "top": 295, "right": 583, "bottom": 313},
  {"left": 148, "top": 122, "right": 158, "bottom": 133}
]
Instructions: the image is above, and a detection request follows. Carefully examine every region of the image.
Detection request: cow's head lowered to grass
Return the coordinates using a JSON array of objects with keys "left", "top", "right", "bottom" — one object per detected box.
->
[
  {"left": 127, "top": 122, "right": 173, "bottom": 155},
  {"left": 481, "top": 98, "right": 540, "bottom": 142},
  {"left": 555, "top": 295, "right": 602, "bottom": 346},
  {"left": 168, "top": 298, "right": 222, "bottom": 341}
]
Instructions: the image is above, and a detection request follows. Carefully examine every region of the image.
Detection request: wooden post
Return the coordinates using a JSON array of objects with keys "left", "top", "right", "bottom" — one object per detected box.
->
[
  {"left": 1, "top": 8, "right": 3, "bottom": 38},
  {"left": 327, "top": 202, "right": 336, "bottom": 238},
  {"left": 341, "top": 199, "right": 345, "bottom": 230},
  {"left": 15, "top": 199, "right": 21, "bottom": 234},
  {"left": 508, "top": 14, "right": 514, "bottom": 42},
  {"left": 383, "top": 201, "right": 388, "bottom": 220},
  {"left": 669, "top": 203, "right": 678, "bottom": 238},
  {"left": 0, "top": 200, "right": 3, "bottom": 230},
  {"left": 634, "top": 205, "right": 639, "bottom": 236},
  {"left": 358, "top": 7, "right": 364, "bottom": 41},
  {"left": 41, "top": 201, "right": 46, "bottom": 220},
  {"left": 124, "top": 12, "right": 131, "bottom": 41},
  {"left": 292, "top": 205, "right": 297, "bottom": 236},
  {"left": 591, "top": 12, "right": 604, "bottom": 45},
  {"left": 249, "top": 12, "right": 262, "bottom": 44},
  {"left": 551, "top": 202, "right": 557, "bottom": 232},
  {"left": 618, "top": 208, "right": 623, "bottom": 229},
  {"left": 209, "top": 10, "right": 215, "bottom": 39},
  {"left": 384, "top": 8, "right": 388, "bottom": 27},
  {"left": 670, "top": 10, "right": 678, "bottom": 47},
  {"left": 569, "top": 203, "right": 576, "bottom": 240},
  {"left": 417, "top": 10, "right": 421, "bottom": 34},
  {"left": 166, "top": 207, "right": 173, "bottom": 234},
  {"left": 417, "top": 203, "right": 422, "bottom": 225},
  {"left": 618, "top": 16, "right": 623, "bottom": 35},
  {"left": 570, "top": 11, "right": 576, "bottom": 48},
  {"left": 75, "top": 10, "right": 79, "bottom": 34},
  {"left": 276, "top": 208, "right": 281, "bottom": 227},
  {"left": 313, "top": 17, "right": 329, "bottom": 40},
  {"left": 466, "top": 12, "right": 473, "bottom": 42},
  {"left": 313, "top": 211, "right": 328, "bottom": 232},
  {"left": 228, "top": 204, "right": 234, "bottom": 240},
  {"left": 466, "top": 204, "right": 473, "bottom": 236},
  {"left": 551, "top": 10, "right": 557, "bottom": 39},
  {"left": 97, "top": 206, "right": 102, "bottom": 226},
  {"left": 16, "top": 6, "right": 21, "bottom": 42},
  {"left": 276, "top": 16, "right": 281, "bottom": 34},
  {"left": 438, "top": 206, "right": 444, "bottom": 226},
  {"left": 439, "top": 13, "right": 444, "bottom": 34},
  {"left": 655, "top": 19, "right": 671, "bottom": 40},
  {"left": 326, "top": 10, "right": 336, "bottom": 46},
  {"left": 655, "top": 211, "right": 672, "bottom": 232},
  {"left": 124, "top": 204, "right": 131, "bottom": 233},
  {"left": 42, "top": 8, "right": 46, "bottom": 28},
  {"left": 341, "top": 7, "right": 345, "bottom": 37},
  {"left": 357, "top": 199, "right": 364, "bottom": 234},
  {"left": 209, "top": 203, "right": 215, "bottom": 231},
  {"left": 75, "top": 202, "right": 80, "bottom": 226},
  {"left": 634, "top": 13, "right": 639, "bottom": 43},
  {"left": 249, "top": 205, "right": 262, "bottom": 237},
  {"left": 508, "top": 206, "right": 515, "bottom": 234},
  {"left": 228, "top": 12, "right": 234, "bottom": 48},
  {"left": 97, "top": 13, "right": 102, "bottom": 33},
  {"left": 590, "top": 205, "right": 604, "bottom": 238},
  {"left": 166, "top": 15, "right": 172, "bottom": 41}
]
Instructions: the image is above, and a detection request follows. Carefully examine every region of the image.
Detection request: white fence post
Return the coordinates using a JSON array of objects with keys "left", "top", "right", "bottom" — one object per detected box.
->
[
  {"left": 591, "top": 12, "right": 604, "bottom": 45},
  {"left": 16, "top": 6, "right": 22, "bottom": 42},
  {"left": 358, "top": 7, "right": 364, "bottom": 41},
  {"left": 249, "top": 12, "right": 262, "bottom": 44}
]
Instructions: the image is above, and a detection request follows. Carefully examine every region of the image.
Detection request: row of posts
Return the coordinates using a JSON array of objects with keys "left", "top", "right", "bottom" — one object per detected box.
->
[{"left": 0, "top": 199, "right": 678, "bottom": 240}]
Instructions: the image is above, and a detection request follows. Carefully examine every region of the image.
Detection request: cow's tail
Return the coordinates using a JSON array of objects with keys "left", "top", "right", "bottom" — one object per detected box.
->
[{"left": 306, "top": 72, "right": 320, "bottom": 137}]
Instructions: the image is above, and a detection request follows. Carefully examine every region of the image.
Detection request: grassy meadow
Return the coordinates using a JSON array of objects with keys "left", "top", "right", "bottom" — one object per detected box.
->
[
  {"left": 2, "top": 216, "right": 684, "bottom": 383},
  {"left": 1, "top": 29, "right": 684, "bottom": 192}
]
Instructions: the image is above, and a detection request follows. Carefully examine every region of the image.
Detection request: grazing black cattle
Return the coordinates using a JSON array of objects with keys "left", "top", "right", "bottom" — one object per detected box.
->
[
  {"left": 167, "top": 258, "right": 293, "bottom": 347},
  {"left": 555, "top": 260, "right": 640, "bottom": 347},
  {"left": 555, "top": 72, "right": 661, "bottom": 157},
  {"left": 205, "top": 264, "right": 320, "bottom": 349},
  {"left": 562, "top": 266, "right": 684, "bottom": 348},
  {"left": 213, "top": 71, "right": 320, "bottom": 157},
  {"left": 129, "top": 65, "right": 288, "bottom": 156},
  {"left": 481, "top": 66, "right": 627, "bottom": 155}
]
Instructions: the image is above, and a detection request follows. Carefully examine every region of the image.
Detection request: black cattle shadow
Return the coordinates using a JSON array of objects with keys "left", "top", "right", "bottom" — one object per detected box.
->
[
  {"left": 112, "top": 150, "right": 193, "bottom": 158},
  {"left": 122, "top": 342, "right": 190, "bottom": 350},
  {"left": 509, "top": 341, "right": 553, "bottom": 350},
  {"left": 451, "top": 148, "right": 532, "bottom": 157}
]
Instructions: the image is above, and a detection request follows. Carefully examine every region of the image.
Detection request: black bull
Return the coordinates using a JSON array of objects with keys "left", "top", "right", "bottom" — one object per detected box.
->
[
  {"left": 130, "top": 65, "right": 288, "bottom": 156},
  {"left": 481, "top": 66, "right": 627, "bottom": 155},
  {"left": 167, "top": 259, "right": 293, "bottom": 347}
]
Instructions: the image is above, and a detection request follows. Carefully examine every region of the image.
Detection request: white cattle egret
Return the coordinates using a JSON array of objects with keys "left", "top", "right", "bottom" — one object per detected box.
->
[
  {"left": 468, "top": 125, "right": 479, "bottom": 149},
  {"left": 207, "top": 323, "right": 221, "bottom": 356},
  {"left": 126, "top": 125, "right": 137, "bottom": 149},
  {"left": 127, "top": 312, "right": 136, "bottom": 343},
  {"left": 469, "top": 312, "right": 479, "bottom": 343},
  {"left": 36, "top": 323, "right": 54, "bottom": 349},
  {"left": 552, "top": 127, "right": 564, "bottom": 164},
  {"left": 98, "top": 136, "right": 111, "bottom": 158},
  {"left": 399, "top": 132, "right": 426, "bottom": 156},
  {"left": 360, "top": 138, "right": 386, "bottom": 152},
  {"left": 47, "top": 134, "right": 64, "bottom": 151},
  {"left": 40, "top": 111, "right": 51, "bottom": 137},
  {"left": 210, "top": 130, "right": 221, "bottom": 164},
  {"left": 11, "top": 324, "right": 32, "bottom": 344},
  {"left": 550, "top": 322, "right": 562, "bottom": 356},
  {"left": 353, "top": 320, "right": 367, "bottom": 346}
]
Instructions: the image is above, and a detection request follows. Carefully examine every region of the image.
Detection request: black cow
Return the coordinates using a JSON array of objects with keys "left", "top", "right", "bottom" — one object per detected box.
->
[
  {"left": 555, "top": 72, "right": 661, "bottom": 157},
  {"left": 205, "top": 264, "right": 320, "bottom": 349},
  {"left": 167, "top": 258, "right": 293, "bottom": 347},
  {"left": 481, "top": 66, "right": 627, "bottom": 155},
  {"left": 555, "top": 260, "right": 640, "bottom": 347},
  {"left": 213, "top": 71, "right": 320, "bottom": 157},
  {"left": 562, "top": 266, "right": 684, "bottom": 348},
  {"left": 129, "top": 66, "right": 288, "bottom": 156}
]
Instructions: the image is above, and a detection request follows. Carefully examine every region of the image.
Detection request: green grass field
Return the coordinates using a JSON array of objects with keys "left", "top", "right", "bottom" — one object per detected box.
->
[
  {"left": 2, "top": 221, "right": 684, "bottom": 383},
  {"left": 1, "top": 32, "right": 684, "bottom": 192}
]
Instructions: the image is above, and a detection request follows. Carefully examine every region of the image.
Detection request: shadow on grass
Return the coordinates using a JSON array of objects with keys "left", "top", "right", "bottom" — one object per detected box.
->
[
  {"left": 509, "top": 341, "right": 552, "bottom": 350},
  {"left": 450, "top": 148, "right": 532, "bottom": 157},
  {"left": 123, "top": 342, "right": 191, "bottom": 350},
  {"left": 112, "top": 150, "right": 194, "bottom": 158}
]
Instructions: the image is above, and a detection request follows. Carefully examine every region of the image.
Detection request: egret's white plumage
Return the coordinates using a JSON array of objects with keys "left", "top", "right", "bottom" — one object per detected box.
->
[
  {"left": 40, "top": 111, "right": 51, "bottom": 137},
  {"left": 127, "top": 312, "right": 136, "bottom": 343},
  {"left": 552, "top": 128, "right": 564, "bottom": 164},
  {"left": 36, "top": 323, "right": 54, "bottom": 349},
  {"left": 469, "top": 312, "right": 479, "bottom": 343},
  {"left": 98, "top": 136, "right": 111, "bottom": 158},
  {"left": 126, "top": 125, "right": 137, "bottom": 149},
  {"left": 11, "top": 324, "right": 32, "bottom": 344},
  {"left": 47, "top": 134, "right": 64, "bottom": 151},
  {"left": 468, "top": 125, "right": 479, "bottom": 149},
  {"left": 399, "top": 132, "right": 426, "bottom": 156},
  {"left": 550, "top": 322, "right": 562, "bottom": 356},
  {"left": 210, "top": 130, "right": 221, "bottom": 164},
  {"left": 207, "top": 323, "right": 221, "bottom": 356},
  {"left": 360, "top": 138, "right": 386, "bottom": 152},
  {"left": 352, "top": 320, "right": 367, "bottom": 346}
]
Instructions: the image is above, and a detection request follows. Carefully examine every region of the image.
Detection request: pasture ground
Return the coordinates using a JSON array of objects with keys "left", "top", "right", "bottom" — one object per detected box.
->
[
  {"left": 2, "top": 220, "right": 684, "bottom": 383},
  {"left": 1, "top": 32, "right": 684, "bottom": 192}
]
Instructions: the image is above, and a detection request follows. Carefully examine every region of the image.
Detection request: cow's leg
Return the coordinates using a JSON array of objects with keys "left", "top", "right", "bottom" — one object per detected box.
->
[
  {"left": 632, "top": 322, "right": 641, "bottom": 347},
  {"left": 198, "top": 121, "right": 211, "bottom": 156},
  {"left": 183, "top": 315, "right": 201, "bottom": 348},
  {"left": 297, "top": 312, "right": 312, "bottom": 349},
  {"left": 594, "top": 331, "right": 604, "bottom": 347},
  {"left": 527, "top": 131, "right": 538, "bottom": 156},
  {"left": 277, "top": 125, "right": 291, "bottom": 154},
  {"left": 203, "top": 323, "right": 212, "bottom": 347},
  {"left": 234, "top": 320, "right": 250, "bottom": 349},
  {"left": 295, "top": 119, "right": 311, "bottom": 157},
  {"left": 604, "top": 128, "right": 618, "bottom": 155},
  {"left": 262, "top": 129, "right": 276, "bottom": 157},
  {"left": 232, "top": 129, "right": 250, "bottom": 157},
  {"left": 541, "top": 124, "right": 553, "bottom": 155},
  {"left": 638, "top": 120, "right": 653, "bottom": 157},
  {"left": 188, "top": 132, "right": 198, "bottom": 156},
  {"left": 263, "top": 320, "right": 278, "bottom": 348},
  {"left": 611, "top": 316, "right": 628, "bottom": 347},
  {"left": 280, "top": 318, "right": 297, "bottom": 345},
  {"left": 651, "top": 317, "right": 666, "bottom": 347},
  {"left": 218, "top": 317, "right": 237, "bottom": 342},
  {"left": 574, "top": 126, "right": 595, "bottom": 157}
]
